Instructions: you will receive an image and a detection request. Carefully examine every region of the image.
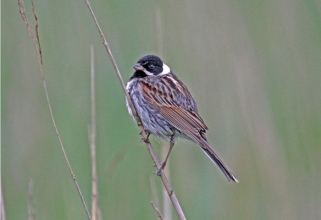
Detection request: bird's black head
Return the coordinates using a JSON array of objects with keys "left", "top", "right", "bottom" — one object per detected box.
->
[{"left": 131, "top": 55, "right": 171, "bottom": 79}]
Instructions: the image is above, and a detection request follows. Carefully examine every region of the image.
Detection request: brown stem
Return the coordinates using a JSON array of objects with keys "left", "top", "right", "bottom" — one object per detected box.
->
[
  {"left": 1, "top": 180, "right": 6, "bottom": 220},
  {"left": 151, "top": 201, "right": 164, "bottom": 220},
  {"left": 18, "top": 1, "right": 91, "bottom": 219},
  {"left": 89, "top": 45, "right": 100, "bottom": 220}
]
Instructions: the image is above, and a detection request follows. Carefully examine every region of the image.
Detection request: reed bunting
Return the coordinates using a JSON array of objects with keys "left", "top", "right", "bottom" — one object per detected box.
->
[{"left": 126, "top": 55, "right": 238, "bottom": 182}]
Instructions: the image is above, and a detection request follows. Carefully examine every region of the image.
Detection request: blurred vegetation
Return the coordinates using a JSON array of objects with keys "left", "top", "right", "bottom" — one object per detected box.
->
[{"left": 3, "top": 0, "right": 321, "bottom": 219}]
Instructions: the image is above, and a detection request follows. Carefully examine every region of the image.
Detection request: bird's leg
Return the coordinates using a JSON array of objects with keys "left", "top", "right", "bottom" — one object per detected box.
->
[
  {"left": 140, "top": 130, "right": 150, "bottom": 143},
  {"left": 156, "top": 137, "right": 175, "bottom": 176}
]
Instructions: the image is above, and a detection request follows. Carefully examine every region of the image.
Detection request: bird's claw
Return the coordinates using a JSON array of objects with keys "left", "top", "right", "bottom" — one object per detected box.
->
[
  {"left": 153, "top": 168, "right": 162, "bottom": 176},
  {"left": 140, "top": 136, "right": 148, "bottom": 143},
  {"left": 139, "top": 131, "right": 150, "bottom": 143},
  {"left": 153, "top": 163, "right": 165, "bottom": 176}
]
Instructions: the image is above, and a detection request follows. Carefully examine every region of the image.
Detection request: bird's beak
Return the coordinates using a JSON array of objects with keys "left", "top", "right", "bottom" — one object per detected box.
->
[{"left": 133, "top": 63, "right": 144, "bottom": 71}]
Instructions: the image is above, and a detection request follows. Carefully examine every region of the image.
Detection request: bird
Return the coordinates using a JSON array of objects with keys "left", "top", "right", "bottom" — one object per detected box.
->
[{"left": 126, "top": 55, "right": 238, "bottom": 182}]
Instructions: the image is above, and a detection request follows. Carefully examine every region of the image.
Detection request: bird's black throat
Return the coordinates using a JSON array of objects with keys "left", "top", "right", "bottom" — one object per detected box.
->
[{"left": 130, "top": 70, "right": 148, "bottom": 80}]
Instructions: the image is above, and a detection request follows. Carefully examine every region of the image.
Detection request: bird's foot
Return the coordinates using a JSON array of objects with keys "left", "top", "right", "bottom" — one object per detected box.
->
[
  {"left": 140, "top": 130, "right": 150, "bottom": 143},
  {"left": 140, "top": 136, "right": 148, "bottom": 143},
  {"left": 154, "top": 162, "right": 166, "bottom": 176}
]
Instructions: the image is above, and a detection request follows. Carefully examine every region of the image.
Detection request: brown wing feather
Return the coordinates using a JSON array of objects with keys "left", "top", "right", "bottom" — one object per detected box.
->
[
  {"left": 158, "top": 106, "right": 207, "bottom": 133},
  {"left": 139, "top": 76, "right": 208, "bottom": 135}
]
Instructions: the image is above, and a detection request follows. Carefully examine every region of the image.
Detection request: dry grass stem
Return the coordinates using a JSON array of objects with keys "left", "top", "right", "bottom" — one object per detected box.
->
[
  {"left": 17, "top": 0, "right": 91, "bottom": 219},
  {"left": 84, "top": 0, "right": 186, "bottom": 219},
  {"left": 151, "top": 201, "right": 164, "bottom": 220},
  {"left": 1, "top": 180, "right": 6, "bottom": 220},
  {"left": 161, "top": 142, "right": 172, "bottom": 220},
  {"left": 89, "top": 45, "right": 100, "bottom": 220}
]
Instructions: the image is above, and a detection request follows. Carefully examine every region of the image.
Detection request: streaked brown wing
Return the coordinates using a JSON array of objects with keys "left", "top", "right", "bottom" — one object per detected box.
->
[
  {"left": 138, "top": 75, "right": 208, "bottom": 136},
  {"left": 158, "top": 106, "right": 207, "bottom": 132}
]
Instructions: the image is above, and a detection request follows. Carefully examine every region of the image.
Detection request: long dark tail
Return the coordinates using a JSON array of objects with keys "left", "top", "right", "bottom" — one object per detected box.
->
[
  {"left": 191, "top": 135, "right": 239, "bottom": 183},
  {"left": 183, "top": 130, "right": 238, "bottom": 182},
  {"left": 199, "top": 139, "right": 238, "bottom": 182},
  {"left": 199, "top": 140, "right": 239, "bottom": 183}
]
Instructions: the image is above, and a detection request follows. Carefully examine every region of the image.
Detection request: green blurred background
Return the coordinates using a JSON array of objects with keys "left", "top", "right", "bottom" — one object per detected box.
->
[{"left": 3, "top": 0, "right": 321, "bottom": 219}]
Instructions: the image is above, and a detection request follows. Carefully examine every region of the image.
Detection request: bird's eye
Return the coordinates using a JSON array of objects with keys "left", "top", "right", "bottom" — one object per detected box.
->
[{"left": 148, "top": 64, "right": 155, "bottom": 69}]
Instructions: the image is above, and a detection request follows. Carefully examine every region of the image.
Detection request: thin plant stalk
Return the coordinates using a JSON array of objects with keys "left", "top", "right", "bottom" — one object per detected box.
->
[
  {"left": 151, "top": 201, "right": 164, "bottom": 220},
  {"left": 161, "top": 142, "right": 172, "bottom": 220},
  {"left": 0, "top": 180, "right": 6, "bottom": 220},
  {"left": 89, "top": 45, "right": 100, "bottom": 220},
  {"left": 17, "top": 0, "right": 91, "bottom": 219}
]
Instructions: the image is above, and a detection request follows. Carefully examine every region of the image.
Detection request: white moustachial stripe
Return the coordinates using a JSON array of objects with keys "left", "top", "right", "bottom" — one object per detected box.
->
[{"left": 142, "top": 69, "right": 153, "bottom": 76}]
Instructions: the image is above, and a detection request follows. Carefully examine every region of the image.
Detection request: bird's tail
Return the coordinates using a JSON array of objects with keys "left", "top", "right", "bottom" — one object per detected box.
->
[{"left": 199, "top": 140, "right": 238, "bottom": 182}]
